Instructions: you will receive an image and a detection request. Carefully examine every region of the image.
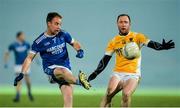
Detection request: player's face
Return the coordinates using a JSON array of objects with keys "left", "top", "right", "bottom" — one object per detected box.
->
[
  {"left": 47, "top": 17, "right": 62, "bottom": 35},
  {"left": 18, "top": 33, "right": 25, "bottom": 42},
  {"left": 117, "top": 16, "right": 131, "bottom": 35}
]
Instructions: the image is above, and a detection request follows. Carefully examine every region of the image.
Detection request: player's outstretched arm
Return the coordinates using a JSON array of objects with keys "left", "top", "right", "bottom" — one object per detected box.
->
[
  {"left": 14, "top": 53, "right": 36, "bottom": 86},
  {"left": 147, "top": 39, "right": 175, "bottom": 50},
  {"left": 4, "top": 52, "right": 10, "bottom": 68},
  {"left": 88, "top": 55, "right": 112, "bottom": 82},
  {"left": 71, "top": 40, "right": 84, "bottom": 58}
]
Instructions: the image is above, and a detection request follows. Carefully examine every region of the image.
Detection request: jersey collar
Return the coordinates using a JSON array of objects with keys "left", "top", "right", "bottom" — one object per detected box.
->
[
  {"left": 119, "top": 31, "right": 131, "bottom": 37},
  {"left": 44, "top": 32, "right": 56, "bottom": 38}
]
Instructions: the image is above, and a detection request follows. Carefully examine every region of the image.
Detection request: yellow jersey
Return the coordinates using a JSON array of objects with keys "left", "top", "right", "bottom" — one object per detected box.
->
[{"left": 105, "top": 31, "right": 150, "bottom": 75}]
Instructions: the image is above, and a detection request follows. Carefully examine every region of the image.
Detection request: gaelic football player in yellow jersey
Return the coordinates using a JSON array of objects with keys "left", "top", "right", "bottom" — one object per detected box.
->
[{"left": 88, "top": 14, "right": 175, "bottom": 107}]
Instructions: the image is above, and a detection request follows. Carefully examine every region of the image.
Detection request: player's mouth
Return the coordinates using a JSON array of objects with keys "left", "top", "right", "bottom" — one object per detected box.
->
[
  {"left": 121, "top": 28, "right": 127, "bottom": 32},
  {"left": 55, "top": 29, "right": 60, "bottom": 33},
  {"left": 121, "top": 27, "right": 126, "bottom": 30}
]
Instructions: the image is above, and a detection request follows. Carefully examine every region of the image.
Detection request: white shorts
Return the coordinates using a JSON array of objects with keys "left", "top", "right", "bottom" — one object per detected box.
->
[
  {"left": 14, "top": 65, "right": 30, "bottom": 74},
  {"left": 111, "top": 72, "right": 140, "bottom": 82},
  {"left": 47, "top": 65, "right": 72, "bottom": 83},
  {"left": 48, "top": 65, "right": 72, "bottom": 74}
]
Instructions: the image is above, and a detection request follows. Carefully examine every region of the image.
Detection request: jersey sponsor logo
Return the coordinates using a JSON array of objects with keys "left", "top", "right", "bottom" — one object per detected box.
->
[
  {"left": 46, "top": 43, "right": 65, "bottom": 54},
  {"left": 15, "top": 46, "right": 27, "bottom": 52}
]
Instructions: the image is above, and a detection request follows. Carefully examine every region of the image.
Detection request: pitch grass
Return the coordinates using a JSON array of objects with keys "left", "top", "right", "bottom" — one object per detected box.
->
[{"left": 0, "top": 94, "right": 180, "bottom": 107}]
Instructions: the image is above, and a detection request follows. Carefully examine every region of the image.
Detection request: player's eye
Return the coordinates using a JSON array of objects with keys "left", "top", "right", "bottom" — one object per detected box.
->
[
  {"left": 124, "top": 21, "right": 129, "bottom": 24},
  {"left": 119, "top": 21, "right": 123, "bottom": 24},
  {"left": 55, "top": 22, "right": 59, "bottom": 26}
]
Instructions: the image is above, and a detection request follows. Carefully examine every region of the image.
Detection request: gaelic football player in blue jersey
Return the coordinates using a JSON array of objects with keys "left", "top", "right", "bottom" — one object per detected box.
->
[
  {"left": 4, "top": 31, "right": 33, "bottom": 102},
  {"left": 13, "top": 12, "right": 91, "bottom": 107}
]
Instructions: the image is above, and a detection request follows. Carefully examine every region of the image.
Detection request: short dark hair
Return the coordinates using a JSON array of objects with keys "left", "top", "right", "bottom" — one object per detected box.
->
[
  {"left": 16, "top": 31, "right": 23, "bottom": 38},
  {"left": 46, "top": 12, "right": 62, "bottom": 23},
  {"left": 117, "top": 14, "right": 131, "bottom": 23}
]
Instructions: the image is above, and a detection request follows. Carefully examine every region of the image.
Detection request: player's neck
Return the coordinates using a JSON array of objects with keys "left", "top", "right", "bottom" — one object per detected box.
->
[
  {"left": 119, "top": 31, "right": 130, "bottom": 36},
  {"left": 16, "top": 39, "right": 24, "bottom": 44},
  {"left": 45, "top": 30, "right": 56, "bottom": 37}
]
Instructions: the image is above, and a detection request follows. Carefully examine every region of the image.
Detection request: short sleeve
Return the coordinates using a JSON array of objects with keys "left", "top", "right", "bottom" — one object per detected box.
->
[
  {"left": 30, "top": 42, "right": 39, "bottom": 54},
  {"left": 8, "top": 44, "right": 14, "bottom": 52},
  {"left": 27, "top": 43, "right": 31, "bottom": 50},
  {"left": 105, "top": 38, "right": 115, "bottom": 56},
  {"left": 64, "top": 32, "right": 74, "bottom": 44},
  {"left": 137, "top": 33, "right": 150, "bottom": 46}
]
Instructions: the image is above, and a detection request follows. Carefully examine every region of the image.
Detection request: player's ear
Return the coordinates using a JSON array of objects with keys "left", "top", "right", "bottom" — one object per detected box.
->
[{"left": 47, "top": 21, "right": 51, "bottom": 27}]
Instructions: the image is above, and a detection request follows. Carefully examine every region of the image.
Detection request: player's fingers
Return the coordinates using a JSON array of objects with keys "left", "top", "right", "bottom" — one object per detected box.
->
[
  {"left": 168, "top": 43, "right": 175, "bottom": 47},
  {"left": 170, "top": 46, "right": 175, "bottom": 48},
  {"left": 170, "top": 42, "right": 175, "bottom": 45},
  {"left": 163, "top": 39, "right": 166, "bottom": 44},
  {"left": 167, "top": 40, "right": 173, "bottom": 44}
]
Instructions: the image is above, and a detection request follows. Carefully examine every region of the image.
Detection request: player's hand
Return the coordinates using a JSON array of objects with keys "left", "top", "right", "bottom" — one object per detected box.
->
[
  {"left": 4, "top": 64, "right": 8, "bottom": 69},
  {"left": 76, "top": 49, "right": 84, "bottom": 58},
  {"left": 88, "top": 72, "right": 98, "bottom": 82},
  {"left": 161, "top": 39, "right": 175, "bottom": 50},
  {"left": 14, "top": 73, "right": 24, "bottom": 86}
]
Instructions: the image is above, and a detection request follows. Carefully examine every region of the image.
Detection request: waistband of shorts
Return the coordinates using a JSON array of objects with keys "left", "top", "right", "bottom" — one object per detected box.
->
[
  {"left": 44, "top": 65, "right": 72, "bottom": 75},
  {"left": 113, "top": 71, "right": 141, "bottom": 76}
]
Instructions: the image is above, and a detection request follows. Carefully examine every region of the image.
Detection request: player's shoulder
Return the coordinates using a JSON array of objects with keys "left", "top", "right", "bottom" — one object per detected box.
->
[
  {"left": 24, "top": 41, "right": 30, "bottom": 45},
  {"left": 10, "top": 41, "right": 18, "bottom": 47},
  {"left": 131, "top": 31, "right": 145, "bottom": 37},
  {"left": 34, "top": 32, "right": 47, "bottom": 44},
  {"left": 57, "top": 30, "right": 70, "bottom": 37},
  {"left": 111, "top": 34, "right": 122, "bottom": 42}
]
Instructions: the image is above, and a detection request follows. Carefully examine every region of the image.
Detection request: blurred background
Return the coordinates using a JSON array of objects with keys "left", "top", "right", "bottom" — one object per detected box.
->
[{"left": 0, "top": 0, "right": 179, "bottom": 107}]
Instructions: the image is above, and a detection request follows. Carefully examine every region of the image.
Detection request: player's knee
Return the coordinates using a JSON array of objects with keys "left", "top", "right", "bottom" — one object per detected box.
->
[
  {"left": 122, "top": 90, "right": 131, "bottom": 101},
  {"left": 106, "top": 88, "right": 114, "bottom": 99}
]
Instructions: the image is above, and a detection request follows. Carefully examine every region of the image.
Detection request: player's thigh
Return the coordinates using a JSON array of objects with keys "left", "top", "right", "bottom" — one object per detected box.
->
[
  {"left": 54, "top": 67, "right": 72, "bottom": 78},
  {"left": 106, "top": 75, "right": 121, "bottom": 95},
  {"left": 60, "top": 84, "right": 73, "bottom": 98},
  {"left": 122, "top": 78, "right": 139, "bottom": 96}
]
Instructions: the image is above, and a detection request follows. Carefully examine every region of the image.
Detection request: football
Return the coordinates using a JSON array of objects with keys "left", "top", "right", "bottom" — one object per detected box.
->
[{"left": 122, "top": 42, "right": 140, "bottom": 60}]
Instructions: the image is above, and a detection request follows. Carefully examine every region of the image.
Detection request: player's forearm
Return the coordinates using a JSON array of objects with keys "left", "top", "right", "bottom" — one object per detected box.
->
[
  {"left": 72, "top": 41, "right": 81, "bottom": 51},
  {"left": 147, "top": 40, "right": 163, "bottom": 50},
  {"left": 94, "top": 55, "right": 112, "bottom": 75},
  {"left": 21, "top": 53, "right": 36, "bottom": 74},
  {"left": 4, "top": 52, "right": 9, "bottom": 64},
  {"left": 21, "top": 57, "right": 32, "bottom": 74}
]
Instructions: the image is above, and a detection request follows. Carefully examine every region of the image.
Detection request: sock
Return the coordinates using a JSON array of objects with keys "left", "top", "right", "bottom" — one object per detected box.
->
[
  {"left": 15, "top": 92, "right": 20, "bottom": 100},
  {"left": 28, "top": 91, "right": 31, "bottom": 96},
  {"left": 76, "top": 79, "right": 81, "bottom": 85}
]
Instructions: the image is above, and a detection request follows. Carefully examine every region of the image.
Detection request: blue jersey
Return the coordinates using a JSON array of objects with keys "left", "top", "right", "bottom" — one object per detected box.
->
[
  {"left": 30, "top": 31, "right": 74, "bottom": 75},
  {"left": 8, "top": 41, "right": 30, "bottom": 65}
]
